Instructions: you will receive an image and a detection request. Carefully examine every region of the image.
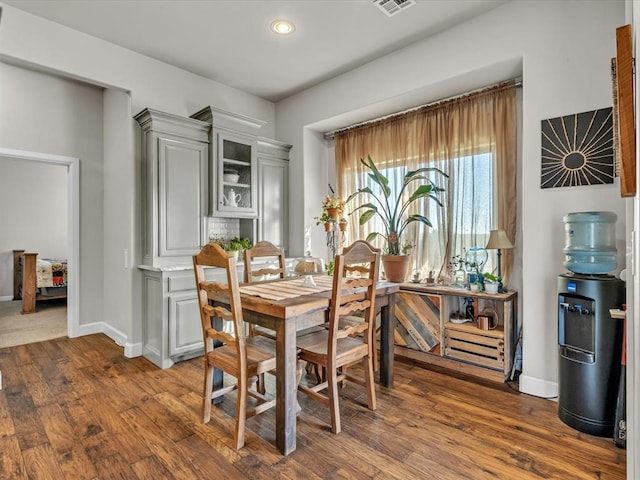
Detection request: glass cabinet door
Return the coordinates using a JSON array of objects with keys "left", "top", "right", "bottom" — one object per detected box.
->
[{"left": 214, "top": 131, "right": 258, "bottom": 217}]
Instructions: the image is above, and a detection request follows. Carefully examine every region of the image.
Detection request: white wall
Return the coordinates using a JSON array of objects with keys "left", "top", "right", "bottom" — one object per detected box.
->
[
  {"left": 0, "top": 157, "right": 67, "bottom": 299},
  {"left": 0, "top": 62, "right": 104, "bottom": 327},
  {"left": 275, "top": 0, "right": 627, "bottom": 398}
]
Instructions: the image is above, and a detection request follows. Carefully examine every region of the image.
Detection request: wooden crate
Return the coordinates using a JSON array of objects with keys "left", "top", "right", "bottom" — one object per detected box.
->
[{"left": 444, "top": 323, "right": 505, "bottom": 371}]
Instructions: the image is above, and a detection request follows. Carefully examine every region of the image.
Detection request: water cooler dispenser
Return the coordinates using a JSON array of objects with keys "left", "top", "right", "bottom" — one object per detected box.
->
[{"left": 557, "top": 212, "right": 625, "bottom": 437}]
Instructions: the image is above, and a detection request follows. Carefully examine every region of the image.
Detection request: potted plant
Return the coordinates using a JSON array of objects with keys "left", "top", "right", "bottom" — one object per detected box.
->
[
  {"left": 339, "top": 217, "right": 348, "bottom": 231},
  {"left": 222, "top": 236, "right": 252, "bottom": 259},
  {"left": 426, "top": 270, "right": 436, "bottom": 284},
  {"left": 346, "top": 155, "right": 448, "bottom": 282},
  {"left": 470, "top": 277, "right": 484, "bottom": 292},
  {"left": 321, "top": 194, "right": 345, "bottom": 221},
  {"left": 483, "top": 272, "right": 500, "bottom": 294},
  {"left": 315, "top": 212, "right": 335, "bottom": 231}
]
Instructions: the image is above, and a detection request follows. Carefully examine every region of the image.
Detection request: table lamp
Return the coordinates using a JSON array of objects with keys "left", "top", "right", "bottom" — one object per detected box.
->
[{"left": 485, "top": 229, "right": 514, "bottom": 293}]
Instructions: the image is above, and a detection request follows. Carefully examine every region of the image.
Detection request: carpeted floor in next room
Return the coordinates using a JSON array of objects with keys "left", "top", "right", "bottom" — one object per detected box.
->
[{"left": 0, "top": 299, "right": 67, "bottom": 349}]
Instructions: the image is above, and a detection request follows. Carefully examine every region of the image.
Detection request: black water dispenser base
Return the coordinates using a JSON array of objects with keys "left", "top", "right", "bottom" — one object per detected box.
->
[{"left": 557, "top": 273, "right": 624, "bottom": 438}]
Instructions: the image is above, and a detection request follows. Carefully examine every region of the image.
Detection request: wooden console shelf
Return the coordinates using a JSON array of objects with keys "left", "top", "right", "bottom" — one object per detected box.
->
[{"left": 394, "top": 283, "right": 518, "bottom": 382}]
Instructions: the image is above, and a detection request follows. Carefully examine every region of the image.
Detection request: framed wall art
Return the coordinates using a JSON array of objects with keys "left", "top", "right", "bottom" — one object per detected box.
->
[{"left": 541, "top": 107, "right": 614, "bottom": 189}]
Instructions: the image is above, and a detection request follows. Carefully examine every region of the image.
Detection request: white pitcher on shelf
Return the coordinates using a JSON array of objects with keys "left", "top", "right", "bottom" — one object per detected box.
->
[{"left": 223, "top": 189, "right": 241, "bottom": 207}]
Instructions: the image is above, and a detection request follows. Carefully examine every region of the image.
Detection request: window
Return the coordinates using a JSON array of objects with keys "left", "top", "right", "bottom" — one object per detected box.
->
[
  {"left": 335, "top": 82, "right": 517, "bottom": 282},
  {"left": 358, "top": 151, "right": 496, "bottom": 277}
]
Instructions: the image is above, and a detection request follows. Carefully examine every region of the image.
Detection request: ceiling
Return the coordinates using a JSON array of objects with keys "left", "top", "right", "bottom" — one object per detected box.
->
[{"left": 2, "top": 0, "right": 510, "bottom": 102}]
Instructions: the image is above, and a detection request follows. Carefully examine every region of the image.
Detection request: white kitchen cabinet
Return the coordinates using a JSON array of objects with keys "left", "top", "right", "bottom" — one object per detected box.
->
[
  {"left": 191, "top": 106, "right": 265, "bottom": 219},
  {"left": 134, "top": 109, "right": 210, "bottom": 267},
  {"left": 257, "top": 138, "right": 291, "bottom": 255},
  {"left": 140, "top": 265, "right": 234, "bottom": 368}
]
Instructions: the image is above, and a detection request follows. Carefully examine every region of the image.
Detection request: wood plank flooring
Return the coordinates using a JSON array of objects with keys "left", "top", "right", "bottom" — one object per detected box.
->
[{"left": 0, "top": 333, "right": 626, "bottom": 479}]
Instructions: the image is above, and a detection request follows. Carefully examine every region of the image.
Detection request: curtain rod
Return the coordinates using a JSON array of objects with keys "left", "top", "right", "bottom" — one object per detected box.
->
[{"left": 324, "top": 77, "right": 522, "bottom": 140}]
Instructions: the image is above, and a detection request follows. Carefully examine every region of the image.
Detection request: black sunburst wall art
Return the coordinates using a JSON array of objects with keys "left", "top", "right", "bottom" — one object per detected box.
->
[{"left": 541, "top": 107, "right": 614, "bottom": 188}]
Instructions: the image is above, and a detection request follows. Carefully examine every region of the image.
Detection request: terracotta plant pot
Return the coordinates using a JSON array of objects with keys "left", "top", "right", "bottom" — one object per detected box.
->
[
  {"left": 339, "top": 222, "right": 347, "bottom": 231},
  {"left": 382, "top": 254, "right": 411, "bottom": 283},
  {"left": 324, "top": 222, "right": 333, "bottom": 232},
  {"left": 326, "top": 207, "right": 340, "bottom": 221}
]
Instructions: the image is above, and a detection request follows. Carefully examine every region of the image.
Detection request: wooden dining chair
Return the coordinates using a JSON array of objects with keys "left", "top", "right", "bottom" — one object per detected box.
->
[
  {"left": 243, "top": 240, "right": 323, "bottom": 387},
  {"left": 243, "top": 240, "right": 286, "bottom": 283},
  {"left": 242, "top": 240, "right": 286, "bottom": 343},
  {"left": 193, "top": 242, "right": 277, "bottom": 449},
  {"left": 296, "top": 240, "right": 380, "bottom": 434}
]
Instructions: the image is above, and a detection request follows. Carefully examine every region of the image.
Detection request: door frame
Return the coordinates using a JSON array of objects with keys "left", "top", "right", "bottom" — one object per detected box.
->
[{"left": 0, "top": 147, "right": 79, "bottom": 337}]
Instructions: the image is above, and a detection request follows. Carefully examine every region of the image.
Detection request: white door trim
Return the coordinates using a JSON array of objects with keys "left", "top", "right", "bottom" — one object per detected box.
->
[{"left": 0, "top": 147, "right": 80, "bottom": 337}]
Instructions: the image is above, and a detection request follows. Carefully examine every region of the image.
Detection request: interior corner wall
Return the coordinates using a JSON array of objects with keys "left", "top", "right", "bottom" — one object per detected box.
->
[
  {"left": 0, "top": 62, "right": 105, "bottom": 329},
  {"left": 275, "top": 0, "right": 626, "bottom": 398},
  {"left": 103, "top": 88, "right": 139, "bottom": 352}
]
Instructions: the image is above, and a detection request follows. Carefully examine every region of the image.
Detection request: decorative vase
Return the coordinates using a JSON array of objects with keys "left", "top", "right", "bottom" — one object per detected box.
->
[
  {"left": 454, "top": 269, "right": 466, "bottom": 287},
  {"left": 382, "top": 254, "right": 411, "bottom": 283}
]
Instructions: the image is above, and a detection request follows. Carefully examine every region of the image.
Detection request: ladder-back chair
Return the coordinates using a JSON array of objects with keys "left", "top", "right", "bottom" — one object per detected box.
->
[
  {"left": 296, "top": 240, "right": 380, "bottom": 433},
  {"left": 243, "top": 240, "right": 286, "bottom": 283},
  {"left": 193, "top": 242, "right": 276, "bottom": 449}
]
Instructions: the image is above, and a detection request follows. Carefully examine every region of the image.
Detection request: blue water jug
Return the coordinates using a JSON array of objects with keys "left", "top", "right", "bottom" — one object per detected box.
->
[{"left": 563, "top": 211, "right": 617, "bottom": 274}]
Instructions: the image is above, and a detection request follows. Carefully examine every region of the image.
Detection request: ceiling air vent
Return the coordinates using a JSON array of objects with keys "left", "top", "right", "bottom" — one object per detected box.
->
[{"left": 373, "top": 0, "right": 416, "bottom": 17}]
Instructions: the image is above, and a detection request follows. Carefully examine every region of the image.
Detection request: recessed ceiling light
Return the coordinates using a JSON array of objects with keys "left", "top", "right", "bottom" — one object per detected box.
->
[{"left": 271, "top": 19, "right": 295, "bottom": 35}]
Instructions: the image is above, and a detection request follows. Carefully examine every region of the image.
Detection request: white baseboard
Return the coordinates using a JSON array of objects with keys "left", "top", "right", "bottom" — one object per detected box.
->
[
  {"left": 73, "top": 321, "right": 104, "bottom": 338},
  {"left": 123, "top": 341, "right": 143, "bottom": 358},
  {"left": 72, "top": 322, "right": 142, "bottom": 359},
  {"left": 102, "top": 323, "right": 143, "bottom": 358},
  {"left": 0, "top": 296, "right": 14, "bottom": 302},
  {"left": 519, "top": 374, "right": 558, "bottom": 400}
]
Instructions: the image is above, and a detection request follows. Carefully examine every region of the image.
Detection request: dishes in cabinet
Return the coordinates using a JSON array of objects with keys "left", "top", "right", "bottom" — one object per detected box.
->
[{"left": 223, "top": 169, "right": 240, "bottom": 183}]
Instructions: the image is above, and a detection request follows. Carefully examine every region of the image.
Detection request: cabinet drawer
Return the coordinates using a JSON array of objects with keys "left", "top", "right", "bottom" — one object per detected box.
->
[
  {"left": 168, "top": 274, "right": 196, "bottom": 293},
  {"left": 444, "top": 328, "right": 504, "bottom": 371}
]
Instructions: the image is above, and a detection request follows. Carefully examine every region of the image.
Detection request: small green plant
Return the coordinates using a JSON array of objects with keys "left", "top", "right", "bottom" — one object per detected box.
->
[
  {"left": 315, "top": 212, "right": 335, "bottom": 226},
  {"left": 326, "top": 259, "right": 335, "bottom": 276},
  {"left": 211, "top": 236, "right": 252, "bottom": 252},
  {"left": 401, "top": 241, "right": 414, "bottom": 255},
  {"left": 483, "top": 272, "right": 499, "bottom": 283}
]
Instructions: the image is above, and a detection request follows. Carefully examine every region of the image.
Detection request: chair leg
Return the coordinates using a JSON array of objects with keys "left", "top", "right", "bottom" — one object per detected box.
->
[
  {"left": 373, "top": 327, "right": 379, "bottom": 372},
  {"left": 363, "top": 354, "right": 376, "bottom": 411},
  {"left": 256, "top": 373, "right": 266, "bottom": 395},
  {"left": 327, "top": 364, "right": 341, "bottom": 434},
  {"left": 234, "top": 375, "right": 248, "bottom": 449},
  {"left": 305, "top": 361, "right": 315, "bottom": 375},
  {"left": 296, "top": 360, "right": 304, "bottom": 414},
  {"left": 203, "top": 361, "right": 213, "bottom": 423}
]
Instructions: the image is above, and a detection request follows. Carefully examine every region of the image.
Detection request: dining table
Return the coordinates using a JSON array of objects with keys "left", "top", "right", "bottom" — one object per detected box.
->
[{"left": 207, "top": 274, "right": 399, "bottom": 455}]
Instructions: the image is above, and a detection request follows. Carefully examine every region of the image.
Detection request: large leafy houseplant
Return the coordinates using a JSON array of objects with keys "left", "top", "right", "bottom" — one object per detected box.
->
[{"left": 346, "top": 155, "right": 448, "bottom": 281}]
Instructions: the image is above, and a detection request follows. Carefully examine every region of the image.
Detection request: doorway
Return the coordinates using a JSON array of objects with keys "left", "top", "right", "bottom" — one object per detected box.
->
[{"left": 0, "top": 148, "right": 80, "bottom": 342}]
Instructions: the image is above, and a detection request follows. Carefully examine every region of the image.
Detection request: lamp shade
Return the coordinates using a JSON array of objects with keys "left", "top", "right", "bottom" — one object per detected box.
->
[{"left": 485, "top": 229, "right": 513, "bottom": 250}]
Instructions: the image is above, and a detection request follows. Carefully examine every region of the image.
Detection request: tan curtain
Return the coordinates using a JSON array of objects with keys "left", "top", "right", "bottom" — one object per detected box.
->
[{"left": 336, "top": 83, "right": 517, "bottom": 282}]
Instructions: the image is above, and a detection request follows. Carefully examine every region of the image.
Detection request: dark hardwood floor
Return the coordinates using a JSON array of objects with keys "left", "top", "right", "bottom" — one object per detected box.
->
[{"left": 0, "top": 334, "right": 626, "bottom": 479}]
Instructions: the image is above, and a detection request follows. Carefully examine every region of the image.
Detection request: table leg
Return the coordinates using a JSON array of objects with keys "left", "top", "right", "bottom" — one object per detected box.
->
[
  {"left": 379, "top": 293, "right": 396, "bottom": 387},
  {"left": 275, "top": 318, "right": 297, "bottom": 455}
]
